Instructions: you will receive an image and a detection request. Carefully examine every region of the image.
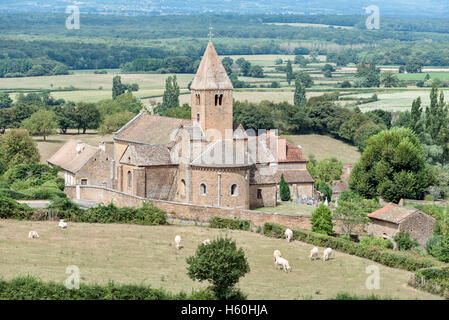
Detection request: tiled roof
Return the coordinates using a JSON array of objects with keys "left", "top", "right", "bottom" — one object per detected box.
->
[
  {"left": 119, "top": 144, "right": 172, "bottom": 166},
  {"left": 47, "top": 140, "right": 102, "bottom": 174},
  {"left": 247, "top": 136, "right": 276, "bottom": 164},
  {"left": 279, "top": 142, "right": 307, "bottom": 163},
  {"left": 274, "top": 169, "right": 314, "bottom": 184},
  {"left": 368, "top": 203, "right": 433, "bottom": 224},
  {"left": 190, "top": 42, "right": 233, "bottom": 91},
  {"left": 114, "top": 111, "right": 190, "bottom": 145}
]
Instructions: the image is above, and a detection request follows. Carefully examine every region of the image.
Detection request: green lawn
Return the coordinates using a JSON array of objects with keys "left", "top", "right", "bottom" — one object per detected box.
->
[{"left": 0, "top": 219, "right": 440, "bottom": 300}]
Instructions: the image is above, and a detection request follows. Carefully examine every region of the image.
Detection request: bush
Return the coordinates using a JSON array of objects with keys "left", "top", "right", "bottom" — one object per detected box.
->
[
  {"left": 186, "top": 236, "right": 250, "bottom": 300},
  {"left": 311, "top": 204, "right": 334, "bottom": 235},
  {"left": 394, "top": 232, "right": 419, "bottom": 251},
  {"left": 425, "top": 235, "right": 449, "bottom": 263},
  {"left": 411, "top": 267, "right": 449, "bottom": 298},
  {"left": 0, "top": 196, "right": 32, "bottom": 219},
  {"left": 359, "top": 236, "right": 393, "bottom": 249},
  {"left": 263, "top": 222, "right": 435, "bottom": 271},
  {"left": 0, "top": 276, "right": 215, "bottom": 300},
  {"left": 209, "top": 217, "right": 251, "bottom": 231}
]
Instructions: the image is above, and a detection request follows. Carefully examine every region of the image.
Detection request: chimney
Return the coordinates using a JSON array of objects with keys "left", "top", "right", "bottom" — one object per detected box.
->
[
  {"left": 76, "top": 141, "right": 85, "bottom": 154},
  {"left": 99, "top": 141, "right": 106, "bottom": 152}
]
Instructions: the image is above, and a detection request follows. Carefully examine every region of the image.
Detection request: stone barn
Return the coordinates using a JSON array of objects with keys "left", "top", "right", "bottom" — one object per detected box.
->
[{"left": 367, "top": 203, "right": 436, "bottom": 248}]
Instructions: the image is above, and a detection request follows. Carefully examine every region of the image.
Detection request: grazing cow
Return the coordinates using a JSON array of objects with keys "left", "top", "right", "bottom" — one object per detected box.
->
[
  {"left": 58, "top": 219, "right": 68, "bottom": 229},
  {"left": 273, "top": 249, "right": 282, "bottom": 261},
  {"left": 28, "top": 231, "right": 39, "bottom": 239},
  {"left": 174, "top": 235, "right": 182, "bottom": 249},
  {"left": 285, "top": 229, "right": 293, "bottom": 242},
  {"left": 275, "top": 257, "right": 291, "bottom": 272},
  {"left": 323, "top": 248, "right": 333, "bottom": 261},
  {"left": 309, "top": 247, "right": 319, "bottom": 261}
]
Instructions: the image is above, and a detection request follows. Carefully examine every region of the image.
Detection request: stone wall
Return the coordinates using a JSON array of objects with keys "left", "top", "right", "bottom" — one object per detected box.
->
[
  {"left": 399, "top": 212, "right": 436, "bottom": 248},
  {"left": 65, "top": 185, "right": 344, "bottom": 231}
]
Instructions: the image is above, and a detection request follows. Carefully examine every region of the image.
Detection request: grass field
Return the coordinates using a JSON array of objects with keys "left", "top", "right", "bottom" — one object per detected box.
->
[
  {"left": 254, "top": 202, "right": 316, "bottom": 216},
  {"left": 33, "top": 130, "right": 114, "bottom": 164},
  {"left": 397, "top": 72, "right": 449, "bottom": 81},
  {"left": 0, "top": 219, "right": 440, "bottom": 300},
  {"left": 284, "top": 134, "right": 361, "bottom": 165}
]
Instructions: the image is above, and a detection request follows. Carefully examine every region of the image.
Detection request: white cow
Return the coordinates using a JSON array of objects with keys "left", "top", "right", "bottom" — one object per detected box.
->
[
  {"left": 202, "top": 239, "right": 211, "bottom": 245},
  {"left": 273, "top": 249, "right": 282, "bottom": 261},
  {"left": 275, "top": 257, "right": 291, "bottom": 272},
  {"left": 285, "top": 229, "right": 293, "bottom": 242},
  {"left": 28, "top": 231, "right": 39, "bottom": 239},
  {"left": 323, "top": 248, "right": 333, "bottom": 261},
  {"left": 309, "top": 247, "right": 319, "bottom": 261},
  {"left": 58, "top": 219, "right": 68, "bottom": 229},
  {"left": 174, "top": 235, "right": 182, "bottom": 249}
]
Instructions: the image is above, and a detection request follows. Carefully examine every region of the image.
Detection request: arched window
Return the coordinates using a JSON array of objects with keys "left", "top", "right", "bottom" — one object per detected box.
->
[
  {"left": 180, "top": 179, "right": 186, "bottom": 197},
  {"left": 197, "top": 112, "right": 200, "bottom": 122},
  {"left": 231, "top": 184, "right": 238, "bottom": 196},
  {"left": 195, "top": 94, "right": 201, "bottom": 105},
  {"left": 127, "top": 171, "right": 132, "bottom": 188},
  {"left": 219, "top": 94, "right": 223, "bottom": 105},
  {"left": 214, "top": 94, "right": 218, "bottom": 106},
  {"left": 200, "top": 183, "right": 207, "bottom": 195}
]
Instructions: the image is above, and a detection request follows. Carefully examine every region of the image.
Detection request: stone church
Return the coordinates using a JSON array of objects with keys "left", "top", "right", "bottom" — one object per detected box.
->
[{"left": 49, "top": 42, "right": 314, "bottom": 210}]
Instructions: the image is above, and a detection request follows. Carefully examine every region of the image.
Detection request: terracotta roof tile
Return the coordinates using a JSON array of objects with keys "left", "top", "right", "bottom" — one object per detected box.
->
[
  {"left": 47, "top": 140, "right": 103, "bottom": 174},
  {"left": 119, "top": 144, "right": 172, "bottom": 166},
  {"left": 114, "top": 112, "right": 190, "bottom": 145},
  {"left": 274, "top": 169, "right": 314, "bottom": 184},
  {"left": 279, "top": 142, "right": 307, "bottom": 163},
  {"left": 368, "top": 203, "right": 432, "bottom": 224}
]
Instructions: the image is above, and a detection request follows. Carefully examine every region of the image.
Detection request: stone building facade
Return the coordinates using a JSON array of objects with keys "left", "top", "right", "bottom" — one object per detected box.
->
[
  {"left": 50, "top": 42, "right": 314, "bottom": 210},
  {"left": 367, "top": 203, "right": 436, "bottom": 248}
]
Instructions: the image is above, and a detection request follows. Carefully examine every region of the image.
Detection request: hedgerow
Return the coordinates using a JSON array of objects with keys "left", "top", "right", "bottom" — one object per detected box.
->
[
  {"left": 0, "top": 195, "right": 32, "bottom": 219},
  {"left": 0, "top": 276, "right": 215, "bottom": 300},
  {"left": 263, "top": 222, "right": 436, "bottom": 271},
  {"left": 209, "top": 216, "right": 251, "bottom": 231},
  {"left": 410, "top": 267, "right": 449, "bottom": 298}
]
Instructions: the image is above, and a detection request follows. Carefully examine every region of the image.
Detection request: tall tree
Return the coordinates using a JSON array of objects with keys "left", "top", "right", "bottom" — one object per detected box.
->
[
  {"left": 293, "top": 75, "right": 306, "bottom": 107},
  {"left": 409, "top": 97, "right": 423, "bottom": 135},
  {"left": 155, "top": 75, "right": 180, "bottom": 115},
  {"left": 0, "top": 129, "right": 40, "bottom": 168},
  {"left": 112, "top": 75, "right": 126, "bottom": 100},
  {"left": 286, "top": 59, "right": 294, "bottom": 85},
  {"left": 0, "top": 92, "right": 12, "bottom": 109},
  {"left": 75, "top": 103, "right": 101, "bottom": 134}
]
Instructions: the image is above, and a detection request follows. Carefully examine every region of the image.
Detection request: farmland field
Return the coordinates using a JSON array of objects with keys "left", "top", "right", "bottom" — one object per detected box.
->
[
  {"left": 284, "top": 134, "right": 361, "bottom": 165},
  {"left": 0, "top": 219, "right": 440, "bottom": 300},
  {"left": 254, "top": 202, "right": 316, "bottom": 216}
]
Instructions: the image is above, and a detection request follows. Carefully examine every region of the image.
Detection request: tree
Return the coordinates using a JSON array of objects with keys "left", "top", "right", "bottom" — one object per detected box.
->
[
  {"left": 317, "top": 181, "right": 332, "bottom": 202},
  {"left": 307, "top": 157, "right": 343, "bottom": 186},
  {"left": 349, "top": 128, "right": 435, "bottom": 203},
  {"left": 0, "top": 92, "right": 12, "bottom": 109},
  {"left": 54, "top": 103, "right": 78, "bottom": 134},
  {"left": 154, "top": 75, "right": 180, "bottom": 115},
  {"left": 239, "top": 60, "right": 251, "bottom": 76},
  {"left": 293, "top": 75, "right": 306, "bottom": 107},
  {"left": 21, "top": 110, "right": 58, "bottom": 141},
  {"left": 406, "top": 57, "right": 424, "bottom": 73},
  {"left": 295, "top": 71, "right": 313, "bottom": 88},
  {"left": 112, "top": 75, "right": 126, "bottom": 100},
  {"left": 75, "top": 103, "right": 101, "bottom": 134},
  {"left": 98, "top": 111, "right": 134, "bottom": 135},
  {"left": 393, "top": 232, "right": 419, "bottom": 251},
  {"left": 249, "top": 65, "right": 264, "bottom": 78},
  {"left": 286, "top": 60, "right": 294, "bottom": 85},
  {"left": 0, "top": 129, "right": 40, "bottom": 168},
  {"left": 311, "top": 204, "right": 334, "bottom": 235},
  {"left": 333, "top": 199, "right": 378, "bottom": 234},
  {"left": 409, "top": 97, "right": 423, "bottom": 135},
  {"left": 324, "top": 70, "right": 332, "bottom": 78},
  {"left": 279, "top": 174, "right": 291, "bottom": 201},
  {"left": 381, "top": 72, "right": 400, "bottom": 88},
  {"left": 186, "top": 236, "right": 250, "bottom": 299}
]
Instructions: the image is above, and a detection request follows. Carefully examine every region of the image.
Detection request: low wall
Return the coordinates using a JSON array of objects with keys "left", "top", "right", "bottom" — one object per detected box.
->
[{"left": 65, "top": 185, "right": 348, "bottom": 232}]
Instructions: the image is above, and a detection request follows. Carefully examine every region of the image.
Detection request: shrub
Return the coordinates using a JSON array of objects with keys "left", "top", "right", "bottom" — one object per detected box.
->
[
  {"left": 186, "top": 236, "right": 250, "bottom": 300},
  {"left": 359, "top": 236, "right": 393, "bottom": 249},
  {"left": 331, "top": 292, "right": 391, "bottom": 300},
  {"left": 279, "top": 174, "right": 290, "bottom": 201},
  {"left": 311, "top": 204, "right": 334, "bottom": 235},
  {"left": 411, "top": 267, "right": 449, "bottom": 298},
  {"left": 425, "top": 235, "right": 449, "bottom": 263},
  {"left": 0, "top": 196, "right": 32, "bottom": 219},
  {"left": 263, "top": 222, "right": 435, "bottom": 271},
  {"left": 209, "top": 217, "right": 251, "bottom": 231},
  {"left": 394, "top": 232, "right": 419, "bottom": 251},
  {"left": 0, "top": 276, "right": 215, "bottom": 300}
]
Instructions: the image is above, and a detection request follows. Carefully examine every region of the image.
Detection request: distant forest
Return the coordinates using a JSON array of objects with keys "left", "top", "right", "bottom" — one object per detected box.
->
[{"left": 2, "top": 13, "right": 449, "bottom": 76}]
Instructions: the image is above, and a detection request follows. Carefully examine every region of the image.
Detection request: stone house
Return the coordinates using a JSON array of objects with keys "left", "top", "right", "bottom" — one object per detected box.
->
[
  {"left": 47, "top": 140, "right": 113, "bottom": 187},
  {"left": 50, "top": 42, "right": 314, "bottom": 210},
  {"left": 367, "top": 203, "right": 436, "bottom": 248}
]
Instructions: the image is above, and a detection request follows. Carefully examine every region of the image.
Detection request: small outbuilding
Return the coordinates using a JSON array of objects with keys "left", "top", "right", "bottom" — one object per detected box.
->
[{"left": 367, "top": 203, "right": 436, "bottom": 248}]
